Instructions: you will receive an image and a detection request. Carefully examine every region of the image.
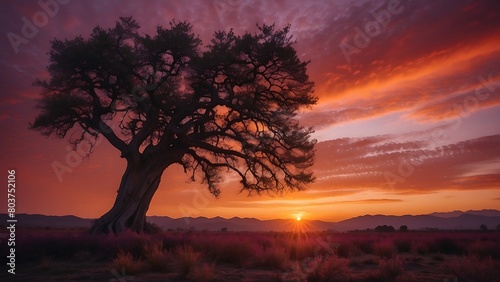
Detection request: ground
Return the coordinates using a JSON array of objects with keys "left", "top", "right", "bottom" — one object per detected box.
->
[{"left": 1, "top": 228, "right": 499, "bottom": 281}]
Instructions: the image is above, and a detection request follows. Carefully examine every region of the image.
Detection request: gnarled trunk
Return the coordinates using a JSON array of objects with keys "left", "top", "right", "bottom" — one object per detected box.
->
[{"left": 90, "top": 156, "right": 173, "bottom": 234}]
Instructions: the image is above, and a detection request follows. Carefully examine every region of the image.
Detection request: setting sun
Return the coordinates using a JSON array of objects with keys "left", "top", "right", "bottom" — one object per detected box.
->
[{"left": 296, "top": 216, "right": 301, "bottom": 221}]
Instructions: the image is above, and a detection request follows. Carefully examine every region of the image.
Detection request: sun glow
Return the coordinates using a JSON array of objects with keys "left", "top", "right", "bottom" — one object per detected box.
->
[{"left": 296, "top": 216, "right": 301, "bottom": 221}]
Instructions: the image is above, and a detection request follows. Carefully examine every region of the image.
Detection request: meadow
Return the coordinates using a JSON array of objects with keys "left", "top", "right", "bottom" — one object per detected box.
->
[{"left": 2, "top": 226, "right": 500, "bottom": 282}]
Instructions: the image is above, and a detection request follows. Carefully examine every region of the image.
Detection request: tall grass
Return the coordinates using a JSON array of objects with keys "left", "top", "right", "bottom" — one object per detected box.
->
[
  {"left": 112, "top": 250, "right": 145, "bottom": 274},
  {"left": 175, "top": 245, "right": 201, "bottom": 276},
  {"left": 444, "top": 255, "right": 500, "bottom": 282},
  {"left": 9, "top": 228, "right": 500, "bottom": 280},
  {"left": 143, "top": 241, "right": 172, "bottom": 272},
  {"left": 305, "top": 255, "right": 351, "bottom": 282}
]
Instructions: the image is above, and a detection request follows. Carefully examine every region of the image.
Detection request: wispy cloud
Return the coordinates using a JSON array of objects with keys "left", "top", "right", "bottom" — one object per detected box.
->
[{"left": 313, "top": 133, "right": 500, "bottom": 193}]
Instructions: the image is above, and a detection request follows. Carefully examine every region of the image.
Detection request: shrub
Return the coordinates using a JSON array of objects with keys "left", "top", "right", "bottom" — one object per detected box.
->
[
  {"left": 144, "top": 221, "right": 163, "bottom": 234},
  {"left": 143, "top": 241, "right": 172, "bottom": 272},
  {"left": 444, "top": 255, "right": 500, "bottom": 282},
  {"left": 188, "top": 263, "right": 216, "bottom": 282},
  {"left": 112, "top": 250, "right": 144, "bottom": 274},
  {"left": 468, "top": 240, "right": 500, "bottom": 259},
  {"left": 336, "top": 243, "right": 352, "bottom": 258},
  {"left": 411, "top": 241, "right": 429, "bottom": 255},
  {"left": 204, "top": 237, "right": 261, "bottom": 266},
  {"left": 306, "top": 255, "right": 351, "bottom": 282},
  {"left": 175, "top": 245, "right": 201, "bottom": 276},
  {"left": 432, "top": 237, "right": 463, "bottom": 255},
  {"left": 373, "top": 240, "right": 397, "bottom": 259},
  {"left": 262, "top": 246, "right": 288, "bottom": 269},
  {"left": 375, "top": 225, "right": 395, "bottom": 232},
  {"left": 287, "top": 237, "right": 321, "bottom": 261},
  {"left": 372, "top": 256, "right": 404, "bottom": 282},
  {"left": 353, "top": 238, "right": 374, "bottom": 254},
  {"left": 394, "top": 238, "right": 412, "bottom": 253}
]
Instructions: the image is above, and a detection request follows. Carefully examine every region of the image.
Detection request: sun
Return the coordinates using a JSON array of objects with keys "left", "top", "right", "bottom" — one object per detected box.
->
[{"left": 296, "top": 216, "right": 301, "bottom": 221}]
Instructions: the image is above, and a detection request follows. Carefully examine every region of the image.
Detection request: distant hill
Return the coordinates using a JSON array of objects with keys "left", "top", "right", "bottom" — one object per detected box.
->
[
  {"left": 0, "top": 214, "right": 93, "bottom": 229},
  {"left": 430, "top": 209, "right": 500, "bottom": 218},
  {"left": 335, "top": 213, "right": 500, "bottom": 231},
  {"left": 1, "top": 209, "right": 499, "bottom": 232}
]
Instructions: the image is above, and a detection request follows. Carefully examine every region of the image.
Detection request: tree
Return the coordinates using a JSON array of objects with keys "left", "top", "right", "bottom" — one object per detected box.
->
[
  {"left": 399, "top": 225, "right": 408, "bottom": 232},
  {"left": 375, "top": 225, "right": 395, "bottom": 232},
  {"left": 30, "top": 17, "right": 317, "bottom": 234}
]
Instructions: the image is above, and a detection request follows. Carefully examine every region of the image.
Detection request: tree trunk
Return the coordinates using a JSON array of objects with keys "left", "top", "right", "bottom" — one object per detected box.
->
[{"left": 90, "top": 156, "right": 173, "bottom": 234}]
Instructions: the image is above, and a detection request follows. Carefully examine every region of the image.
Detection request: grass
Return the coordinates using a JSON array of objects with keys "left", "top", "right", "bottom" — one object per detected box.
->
[
  {"left": 175, "top": 245, "right": 202, "bottom": 276},
  {"left": 143, "top": 241, "right": 172, "bottom": 272},
  {"left": 112, "top": 250, "right": 145, "bottom": 274},
  {"left": 3, "top": 228, "right": 500, "bottom": 281},
  {"left": 443, "top": 255, "right": 500, "bottom": 282},
  {"left": 188, "top": 262, "right": 216, "bottom": 282},
  {"left": 306, "top": 255, "right": 351, "bottom": 282}
]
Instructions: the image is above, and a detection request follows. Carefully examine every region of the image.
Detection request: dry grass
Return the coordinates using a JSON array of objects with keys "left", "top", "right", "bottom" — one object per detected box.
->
[
  {"left": 188, "top": 262, "right": 216, "bottom": 282},
  {"left": 443, "top": 255, "right": 500, "bottom": 282},
  {"left": 9, "top": 228, "right": 500, "bottom": 281},
  {"left": 373, "top": 240, "right": 397, "bottom": 259},
  {"left": 112, "top": 250, "right": 145, "bottom": 274},
  {"left": 364, "top": 256, "right": 405, "bottom": 282},
  {"left": 262, "top": 245, "right": 289, "bottom": 269},
  {"left": 306, "top": 255, "right": 351, "bottom": 282},
  {"left": 143, "top": 241, "right": 172, "bottom": 272},
  {"left": 175, "top": 245, "right": 202, "bottom": 276}
]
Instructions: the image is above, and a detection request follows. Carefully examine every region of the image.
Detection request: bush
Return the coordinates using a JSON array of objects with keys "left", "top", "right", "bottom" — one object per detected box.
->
[
  {"left": 375, "top": 225, "right": 395, "bottom": 232},
  {"left": 112, "top": 250, "right": 144, "bottom": 274},
  {"left": 336, "top": 243, "right": 352, "bottom": 258},
  {"left": 444, "top": 255, "right": 500, "bottom": 282},
  {"left": 262, "top": 246, "right": 288, "bottom": 269},
  {"left": 394, "top": 239, "right": 412, "bottom": 253},
  {"left": 411, "top": 241, "right": 429, "bottom": 255},
  {"left": 353, "top": 238, "right": 374, "bottom": 254},
  {"left": 371, "top": 256, "right": 404, "bottom": 282},
  {"left": 433, "top": 237, "right": 464, "bottom": 255},
  {"left": 373, "top": 240, "right": 397, "bottom": 259},
  {"left": 287, "top": 237, "right": 321, "bottom": 261},
  {"left": 175, "top": 245, "right": 201, "bottom": 276},
  {"left": 188, "top": 263, "right": 216, "bottom": 282},
  {"left": 204, "top": 237, "right": 261, "bottom": 266},
  {"left": 468, "top": 240, "right": 500, "bottom": 259},
  {"left": 143, "top": 241, "right": 172, "bottom": 272},
  {"left": 306, "top": 255, "right": 351, "bottom": 282},
  {"left": 144, "top": 221, "right": 163, "bottom": 234}
]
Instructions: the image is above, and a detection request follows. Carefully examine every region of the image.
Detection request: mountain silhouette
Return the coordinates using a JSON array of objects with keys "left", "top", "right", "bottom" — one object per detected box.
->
[{"left": 1, "top": 210, "right": 499, "bottom": 232}]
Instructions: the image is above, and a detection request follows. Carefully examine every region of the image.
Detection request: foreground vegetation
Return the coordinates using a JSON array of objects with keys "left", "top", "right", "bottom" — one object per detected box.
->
[{"left": 1, "top": 228, "right": 500, "bottom": 281}]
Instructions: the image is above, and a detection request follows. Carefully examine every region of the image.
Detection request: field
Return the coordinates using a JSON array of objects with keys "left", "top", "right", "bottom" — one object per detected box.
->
[{"left": 2, "top": 227, "right": 500, "bottom": 282}]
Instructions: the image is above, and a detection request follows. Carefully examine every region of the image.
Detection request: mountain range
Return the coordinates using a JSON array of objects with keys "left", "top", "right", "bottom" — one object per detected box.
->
[{"left": 1, "top": 209, "right": 499, "bottom": 232}]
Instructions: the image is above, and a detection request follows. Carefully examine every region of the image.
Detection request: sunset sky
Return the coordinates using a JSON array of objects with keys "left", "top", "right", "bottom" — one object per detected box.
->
[{"left": 1, "top": 0, "right": 499, "bottom": 222}]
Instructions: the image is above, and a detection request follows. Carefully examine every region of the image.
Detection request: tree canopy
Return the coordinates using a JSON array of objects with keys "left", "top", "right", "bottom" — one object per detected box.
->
[{"left": 31, "top": 17, "right": 317, "bottom": 233}]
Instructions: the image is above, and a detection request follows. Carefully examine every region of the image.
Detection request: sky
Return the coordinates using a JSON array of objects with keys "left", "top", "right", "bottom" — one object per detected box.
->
[{"left": 0, "top": 0, "right": 499, "bottom": 222}]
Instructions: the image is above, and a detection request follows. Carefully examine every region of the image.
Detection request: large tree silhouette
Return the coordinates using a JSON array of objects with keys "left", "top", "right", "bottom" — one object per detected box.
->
[{"left": 31, "top": 17, "right": 317, "bottom": 234}]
